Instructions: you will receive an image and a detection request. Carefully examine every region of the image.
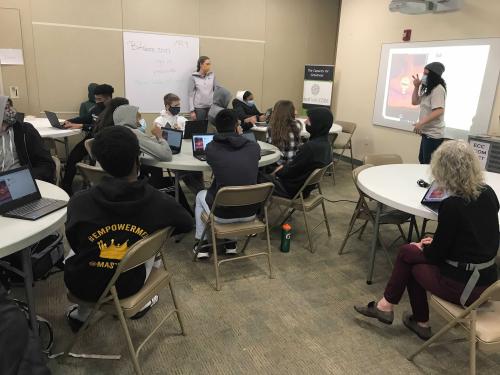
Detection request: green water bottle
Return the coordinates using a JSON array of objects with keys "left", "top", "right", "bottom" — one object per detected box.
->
[{"left": 280, "top": 223, "right": 292, "bottom": 252}]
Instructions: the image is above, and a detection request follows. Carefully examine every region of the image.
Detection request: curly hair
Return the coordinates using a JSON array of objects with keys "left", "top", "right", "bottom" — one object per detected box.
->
[
  {"left": 430, "top": 140, "right": 484, "bottom": 201},
  {"left": 268, "top": 100, "right": 300, "bottom": 151}
]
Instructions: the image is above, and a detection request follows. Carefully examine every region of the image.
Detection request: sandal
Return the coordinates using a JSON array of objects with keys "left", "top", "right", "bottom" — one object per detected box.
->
[{"left": 354, "top": 301, "right": 394, "bottom": 325}]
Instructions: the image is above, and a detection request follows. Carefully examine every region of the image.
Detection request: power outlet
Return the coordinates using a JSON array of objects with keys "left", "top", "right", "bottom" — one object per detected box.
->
[{"left": 9, "top": 86, "right": 19, "bottom": 98}]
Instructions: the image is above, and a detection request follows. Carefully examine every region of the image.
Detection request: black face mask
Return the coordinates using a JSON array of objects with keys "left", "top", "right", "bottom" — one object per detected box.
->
[
  {"left": 95, "top": 102, "right": 106, "bottom": 111},
  {"left": 169, "top": 106, "right": 181, "bottom": 116}
]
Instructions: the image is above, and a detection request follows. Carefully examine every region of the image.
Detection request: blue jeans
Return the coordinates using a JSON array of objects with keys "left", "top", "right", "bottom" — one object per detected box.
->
[{"left": 418, "top": 135, "right": 443, "bottom": 164}]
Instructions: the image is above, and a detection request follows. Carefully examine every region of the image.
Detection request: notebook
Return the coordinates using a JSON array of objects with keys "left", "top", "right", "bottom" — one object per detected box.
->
[
  {"left": 44, "top": 111, "right": 65, "bottom": 129},
  {"left": 241, "top": 132, "right": 275, "bottom": 157},
  {"left": 183, "top": 120, "right": 208, "bottom": 139},
  {"left": 191, "top": 134, "right": 215, "bottom": 161},
  {"left": 421, "top": 181, "right": 449, "bottom": 215},
  {"left": 0, "top": 166, "right": 67, "bottom": 220},
  {"left": 161, "top": 128, "right": 183, "bottom": 154}
]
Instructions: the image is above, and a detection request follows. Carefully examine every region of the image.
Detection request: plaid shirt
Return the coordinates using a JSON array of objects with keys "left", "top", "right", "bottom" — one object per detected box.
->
[{"left": 267, "top": 130, "right": 302, "bottom": 165}]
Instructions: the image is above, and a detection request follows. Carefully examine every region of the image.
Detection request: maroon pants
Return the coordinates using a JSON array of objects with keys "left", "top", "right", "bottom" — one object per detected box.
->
[{"left": 384, "top": 244, "right": 488, "bottom": 322}]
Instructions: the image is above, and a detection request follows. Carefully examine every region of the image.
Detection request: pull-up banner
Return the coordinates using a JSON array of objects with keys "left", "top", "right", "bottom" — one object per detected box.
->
[{"left": 302, "top": 64, "right": 334, "bottom": 109}]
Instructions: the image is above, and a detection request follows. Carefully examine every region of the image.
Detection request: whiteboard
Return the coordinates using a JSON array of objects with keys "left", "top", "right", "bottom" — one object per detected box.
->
[
  {"left": 123, "top": 32, "right": 199, "bottom": 113},
  {"left": 372, "top": 38, "right": 500, "bottom": 140}
]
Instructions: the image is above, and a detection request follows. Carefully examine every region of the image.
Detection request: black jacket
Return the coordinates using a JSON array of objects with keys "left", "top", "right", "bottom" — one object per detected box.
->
[
  {"left": 423, "top": 185, "right": 499, "bottom": 286},
  {"left": 205, "top": 133, "right": 261, "bottom": 218},
  {"left": 64, "top": 177, "right": 193, "bottom": 301},
  {"left": 12, "top": 121, "right": 55, "bottom": 183},
  {"left": 232, "top": 99, "right": 263, "bottom": 132},
  {"left": 276, "top": 134, "right": 332, "bottom": 198},
  {"left": 68, "top": 103, "right": 105, "bottom": 132}
]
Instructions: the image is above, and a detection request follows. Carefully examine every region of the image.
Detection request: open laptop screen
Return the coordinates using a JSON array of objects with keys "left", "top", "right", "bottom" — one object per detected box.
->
[
  {"left": 0, "top": 167, "right": 39, "bottom": 212},
  {"left": 162, "top": 128, "right": 183, "bottom": 149},
  {"left": 192, "top": 134, "right": 214, "bottom": 154}
]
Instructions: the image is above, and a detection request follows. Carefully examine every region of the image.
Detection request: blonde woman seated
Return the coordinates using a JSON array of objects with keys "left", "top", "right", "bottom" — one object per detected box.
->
[
  {"left": 355, "top": 140, "right": 499, "bottom": 340},
  {"left": 266, "top": 100, "right": 302, "bottom": 165}
]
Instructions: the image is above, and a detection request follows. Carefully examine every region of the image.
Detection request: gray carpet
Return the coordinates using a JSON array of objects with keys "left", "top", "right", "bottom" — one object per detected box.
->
[{"left": 18, "top": 163, "right": 500, "bottom": 374}]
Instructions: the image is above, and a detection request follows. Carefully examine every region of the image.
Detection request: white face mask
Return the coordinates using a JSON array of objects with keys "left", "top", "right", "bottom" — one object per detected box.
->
[
  {"left": 421, "top": 74, "right": 428, "bottom": 86},
  {"left": 246, "top": 100, "right": 255, "bottom": 106}
]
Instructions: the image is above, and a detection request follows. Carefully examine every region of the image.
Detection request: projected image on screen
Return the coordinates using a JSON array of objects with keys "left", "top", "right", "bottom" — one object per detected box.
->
[
  {"left": 373, "top": 39, "right": 500, "bottom": 140},
  {"left": 384, "top": 54, "right": 427, "bottom": 123}
]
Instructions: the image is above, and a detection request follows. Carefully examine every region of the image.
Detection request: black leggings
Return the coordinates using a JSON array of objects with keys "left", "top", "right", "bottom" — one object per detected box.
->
[{"left": 62, "top": 138, "right": 89, "bottom": 195}]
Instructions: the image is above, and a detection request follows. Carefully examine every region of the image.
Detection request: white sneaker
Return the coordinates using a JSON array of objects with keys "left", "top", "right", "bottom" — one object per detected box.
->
[
  {"left": 193, "top": 241, "right": 210, "bottom": 259},
  {"left": 224, "top": 241, "right": 237, "bottom": 255}
]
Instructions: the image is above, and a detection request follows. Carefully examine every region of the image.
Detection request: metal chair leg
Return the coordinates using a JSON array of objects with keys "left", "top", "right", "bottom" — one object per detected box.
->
[
  {"left": 367, "top": 202, "right": 382, "bottom": 284},
  {"left": 301, "top": 208, "right": 314, "bottom": 253},
  {"left": 264, "top": 208, "right": 274, "bottom": 279},
  {"left": 321, "top": 200, "right": 332, "bottom": 236},
  {"left": 358, "top": 220, "right": 368, "bottom": 239},
  {"left": 168, "top": 281, "right": 186, "bottom": 335},
  {"left": 211, "top": 224, "right": 221, "bottom": 291}
]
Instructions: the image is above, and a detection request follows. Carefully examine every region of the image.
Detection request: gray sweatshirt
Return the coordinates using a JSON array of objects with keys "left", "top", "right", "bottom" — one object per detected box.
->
[
  {"left": 208, "top": 86, "right": 232, "bottom": 125},
  {"left": 188, "top": 71, "right": 216, "bottom": 111},
  {"left": 113, "top": 105, "right": 172, "bottom": 162}
]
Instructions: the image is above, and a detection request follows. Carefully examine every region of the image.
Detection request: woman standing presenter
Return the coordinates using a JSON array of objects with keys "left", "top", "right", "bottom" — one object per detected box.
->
[
  {"left": 411, "top": 62, "right": 446, "bottom": 164},
  {"left": 188, "top": 56, "right": 216, "bottom": 121}
]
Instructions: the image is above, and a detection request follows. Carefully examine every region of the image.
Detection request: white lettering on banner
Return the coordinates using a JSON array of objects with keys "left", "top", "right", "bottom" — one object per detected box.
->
[{"left": 469, "top": 141, "right": 490, "bottom": 170}]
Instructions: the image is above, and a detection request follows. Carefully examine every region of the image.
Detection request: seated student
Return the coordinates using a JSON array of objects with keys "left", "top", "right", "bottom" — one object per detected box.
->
[
  {"left": 113, "top": 104, "right": 172, "bottom": 161},
  {"left": 64, "top": 126, "right": 193, "bottom": 331},
  {"left": 79, "top": 82, "right": 98, "bottom": 118},
  {"left": 232, "top": 90, "right": 266, "bottom": 131},
  {"left": 267, "top": 100, "right": 302, "bottom": 165},
  {"left": 153, "top": 93, "right": 188, "bottom": 131},
  {"left": 194, "top": 109, "right": 260, "bottom": 259},
  {"left": 62, "top": 84, "right": 114, "bottom": 194},
  {"left": 0, "top": 96, "right": 55, "bottom": 182},
  {"left": 207, "top": 86, "right": 232, "bottom": 126},
  {"left": 91, "top": 97, "right": 129, "bottom": 137},
  {"left": 268, "top": 107, "right": 333, "bottom": 198},
  {"left": 355, "top": 140, "right": 499, "bottom": 340}
]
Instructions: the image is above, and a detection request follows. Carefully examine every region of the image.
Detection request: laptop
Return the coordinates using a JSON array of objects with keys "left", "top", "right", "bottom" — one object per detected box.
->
[
  {"left": 44, "top": 111, "right": 65, "bottom": 129},
  {"left": 183, "top": 120, "right": 208, "bottom": 139},
  {"left": 0, "top": 166, "right": 67, "bottom": 220},
  {"left": 15, "top": 112, "right": 25, "bottom": 124},
  {"left": 191, "top": 134, "right": 215, "bottom": 161},
  {"left": 421, "top": 181, "right": 449, "bottom": 215},
  {"left": 241, "top": 132, "right": 276, "bottom": 157},
  {"left": 161, "top": 128, "right": 183, "bottom": 155}
]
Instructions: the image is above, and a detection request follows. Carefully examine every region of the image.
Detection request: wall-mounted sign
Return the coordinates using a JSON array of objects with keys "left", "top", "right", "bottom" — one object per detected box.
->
[{"left": 302, "top": 64, "right": 334, "bottom": 109}]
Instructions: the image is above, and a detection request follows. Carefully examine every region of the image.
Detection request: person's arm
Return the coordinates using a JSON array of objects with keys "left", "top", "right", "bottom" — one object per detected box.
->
[
  {"left": 136, "top": 128, "right": 172, "bottom": 162},
  {"left": 422, "top": 199, "right": 458, "bottom": 263},
  {"left": 188, "top": 76, "right": 196, "bottom": 119},
  {"left": 23, "top": 123, "right": 56, "bottom": 183},
  {"left": 411, "top": 74, "right": 422, "bottom": 106},
  {"left": 65, "top": 198, "right": 81, "bottom": 254},
  {"left": 276, "top": 144, "right": 313, "bottom": 179},
  {"left": 162, "top": 196, "right": 194, "bottom": 235}
]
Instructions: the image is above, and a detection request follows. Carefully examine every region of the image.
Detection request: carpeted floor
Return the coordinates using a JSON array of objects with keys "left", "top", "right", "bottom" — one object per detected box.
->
[{"left": 16, "top": 162, "right": 500, "bottom": 374}]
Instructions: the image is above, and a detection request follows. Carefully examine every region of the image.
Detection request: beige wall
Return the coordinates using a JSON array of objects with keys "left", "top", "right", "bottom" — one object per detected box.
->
[
  {"left": 333, "top": 0, "right": 500, "bottom": 163},
  {"left": 0, "top": 0, "right": 340, "bottom": 125}
]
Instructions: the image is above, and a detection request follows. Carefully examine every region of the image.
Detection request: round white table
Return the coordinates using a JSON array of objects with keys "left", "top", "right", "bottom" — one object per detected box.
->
[
  {"left": 357, "top": 164, "right": 500, "bottom": 283},
  {"left": 250, "top": 121, "right": 343, "bottom": 138},
  {"left": 0, "top": 180, "right": 69, "bottom": 334},
  {"left": 25, "top": 116, "right": 81, "bottom": 158},
  {"left": 141, "top": 140, "right": 281, "bottom": 200}
]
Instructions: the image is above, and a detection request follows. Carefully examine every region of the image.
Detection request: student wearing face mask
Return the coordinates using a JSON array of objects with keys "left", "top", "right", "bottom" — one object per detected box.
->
[
  {"left": 153, "top": 93, "right": 187, "bottom": 131},
  {"left": 188, "top": 56, "right": 216, "bottom": 121},
  {"left": 0, "top": 96, "right": 55, "bottom": 182},
  {"left": 62, "top": 83, "right": 114, "bottom": 194},
  {"left": 232, "top": 90, "right": 266, "bottom": 131},
  {"left": 411, "top": 62, "right": 446, "bottom": 164},
  {"left": 208, "top": 86, "right": 232, "bottom": 126}
]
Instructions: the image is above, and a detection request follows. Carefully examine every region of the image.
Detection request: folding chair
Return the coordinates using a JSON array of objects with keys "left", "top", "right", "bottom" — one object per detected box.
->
[
  {"left": 327, "top": 132, "right": 339, "bottom": 184},
  {"left": 193, "top": 183, "right": 275, "bottom": 291},
  {"left": 408, "top": 281, "right": 500, "bottom": 375},
  {"left": 332, "top": 121, "right": 356, "bottom": 169},
  {"left": 271, "top": 163, "right": 332, "bottom": 253},
  {"left": 338, "top": 164, "right": 412, "bottom": 260},
  {"left": 64, "top": 228, "right": 185, "bottom": 375},
  {"left": 76, "top": 162, "right": 109, "bottom": 187}
]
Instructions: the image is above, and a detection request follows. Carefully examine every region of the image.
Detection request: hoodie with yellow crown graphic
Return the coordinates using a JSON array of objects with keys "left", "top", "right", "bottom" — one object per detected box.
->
[{"left": 64, "top": 177, "right": 193, "bottom": 301}]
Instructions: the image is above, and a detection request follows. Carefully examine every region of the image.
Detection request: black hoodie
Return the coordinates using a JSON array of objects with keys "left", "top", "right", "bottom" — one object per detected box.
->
[
  {"left": 12, "top": 121, "right": 55, "bottom": 183},
  {"left": 232, "top": 99, "right": 263, "bottom": 131},
  {"left": 276, "top": 107, "right": 333, "bottom": 197},
  {"left": 205, "top": 133, "right": 261, "bottom": 218},
  {"left": 64, "top": 177, "right": 193, "bottom": 301}
]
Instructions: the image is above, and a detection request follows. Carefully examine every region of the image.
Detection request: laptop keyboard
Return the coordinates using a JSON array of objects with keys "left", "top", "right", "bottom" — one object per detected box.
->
[{"left": 6, "top": 198, "right": 56, "bottom": 216}]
